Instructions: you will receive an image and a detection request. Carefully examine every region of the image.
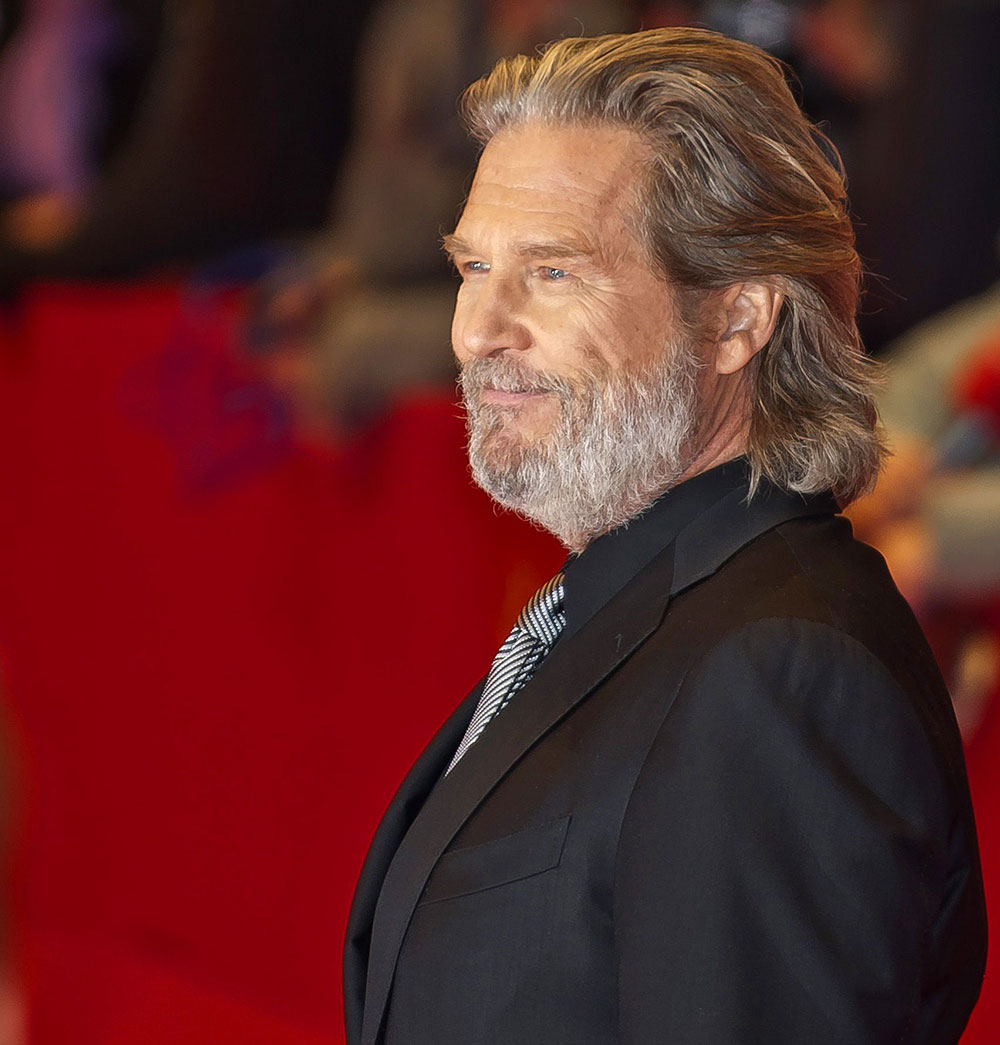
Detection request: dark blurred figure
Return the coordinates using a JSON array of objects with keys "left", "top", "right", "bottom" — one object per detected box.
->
[
  {"left": 0, "top": 0, "right": 121, "bottom": 227},
  {"left": 0, "top": 0, "right": 375, "bottom": 288},
  {"left": 639, "top": 0, "right": 900, "bottom": 147},
  {"left": 845, "top": 0, "right": 1000, "bottom": 351},
  {"left": 249, "top": 0, "right": 630, "bottom": 439}
]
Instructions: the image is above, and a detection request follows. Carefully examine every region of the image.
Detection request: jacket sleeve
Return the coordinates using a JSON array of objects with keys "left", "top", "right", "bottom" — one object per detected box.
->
[{"left": 613, "top": 616, "right": 977, "bottom": 1043}]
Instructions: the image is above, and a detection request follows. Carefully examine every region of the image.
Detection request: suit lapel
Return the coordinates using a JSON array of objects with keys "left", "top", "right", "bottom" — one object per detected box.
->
[{"left": 358, "top": 482, "right": 836, "bottom": 1044}]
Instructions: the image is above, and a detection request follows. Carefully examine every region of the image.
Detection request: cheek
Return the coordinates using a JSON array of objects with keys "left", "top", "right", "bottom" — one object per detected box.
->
[
  {"left": 612, "top": 302, "right": 680, "bottom": 370},
  {"left": 579, "top": 302, "right": 658, "bottom": 372},
  {"left": 597, "top": 272, "right": 680, "bottom": 367},
  {"left": 533, "top": 297, "right": 618, "bottom": 369}
]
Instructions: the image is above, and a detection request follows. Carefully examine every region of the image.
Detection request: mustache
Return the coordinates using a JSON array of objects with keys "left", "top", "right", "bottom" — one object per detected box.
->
[{"left": 458, "top": 356, "right": 575, "bottom": 400}]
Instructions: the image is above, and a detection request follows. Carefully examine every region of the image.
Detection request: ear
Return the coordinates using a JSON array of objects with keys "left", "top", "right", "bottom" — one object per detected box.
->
[{"left": 713, "top": 282, "right": 784, "bottom": 376}]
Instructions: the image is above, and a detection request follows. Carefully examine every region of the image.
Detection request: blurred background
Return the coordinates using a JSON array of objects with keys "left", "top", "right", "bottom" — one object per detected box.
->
[{"left": 0, "top": 0, "right": 998, "bottom": 1041}]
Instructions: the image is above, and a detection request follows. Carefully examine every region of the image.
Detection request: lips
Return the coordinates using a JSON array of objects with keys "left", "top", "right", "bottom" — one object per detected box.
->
[{"left": 459, "top": 357, "right": 566, "bottom": 406}]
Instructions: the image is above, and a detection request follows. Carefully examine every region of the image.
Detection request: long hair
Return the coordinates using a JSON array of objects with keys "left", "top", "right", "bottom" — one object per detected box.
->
[{"left": 459, "top": 28, "right": 885, "bottom": 505}]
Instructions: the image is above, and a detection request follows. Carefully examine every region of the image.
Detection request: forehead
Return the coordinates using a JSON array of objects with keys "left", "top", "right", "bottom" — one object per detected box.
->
[{"left": 455, "top": 122, "right": 650, "bottom": 247}]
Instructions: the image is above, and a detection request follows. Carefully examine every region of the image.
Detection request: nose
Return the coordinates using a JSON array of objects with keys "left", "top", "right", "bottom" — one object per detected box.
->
[{"left": 452, "top": 276, "right": 532, "bottom": 361}]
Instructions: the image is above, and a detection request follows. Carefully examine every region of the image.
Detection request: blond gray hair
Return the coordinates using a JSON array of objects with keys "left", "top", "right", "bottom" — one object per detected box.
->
[{"left": 459, "top": 28, "right": 885, "bottom": 505}]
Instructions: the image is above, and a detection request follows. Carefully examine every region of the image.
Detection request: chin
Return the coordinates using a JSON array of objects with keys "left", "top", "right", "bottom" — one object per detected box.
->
[
  {"left": 474, "top": 439, "right": 540, "bottom": 483},
  {"left": 475, "top": 412, "right": 554, "bottom": 458}
]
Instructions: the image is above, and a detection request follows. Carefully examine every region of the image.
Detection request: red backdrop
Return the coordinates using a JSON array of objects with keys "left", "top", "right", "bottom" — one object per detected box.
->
[{"left": 0, "top": 282, "right": 562, "bottom": 1042}]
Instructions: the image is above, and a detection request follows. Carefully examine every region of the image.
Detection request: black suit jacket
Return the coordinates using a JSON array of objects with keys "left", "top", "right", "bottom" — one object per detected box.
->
[{"left": 345, "top": 464, "right": 986, "bottom": 1044}]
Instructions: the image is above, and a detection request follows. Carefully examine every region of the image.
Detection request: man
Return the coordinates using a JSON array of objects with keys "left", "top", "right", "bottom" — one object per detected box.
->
[{"left": 345, "top": 28, "right": 987, "bottom": 1044}]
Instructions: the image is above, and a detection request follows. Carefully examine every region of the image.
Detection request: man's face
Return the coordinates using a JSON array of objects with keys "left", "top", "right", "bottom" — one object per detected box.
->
[
  {"left": 448, "top": 121, "right": 684, "bottom": 441},
  {"left": 446, "top": 121, "right": 704, "bottom": 548}
]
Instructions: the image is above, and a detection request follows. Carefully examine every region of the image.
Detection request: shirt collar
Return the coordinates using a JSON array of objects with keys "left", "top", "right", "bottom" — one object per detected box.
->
[{"left": 560, "top": 456, "right": 753, "bottom": 640}]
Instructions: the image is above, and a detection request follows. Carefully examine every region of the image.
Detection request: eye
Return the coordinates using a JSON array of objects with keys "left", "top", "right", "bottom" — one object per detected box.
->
[
  {"left": 453, "top": 259, "right": 489, "bottom": 282},
  {"left": 540, "top": 266, "right": 569, "bottom": 281}
]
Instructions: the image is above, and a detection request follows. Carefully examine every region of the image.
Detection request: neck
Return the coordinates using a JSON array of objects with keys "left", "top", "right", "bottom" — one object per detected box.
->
[{"left": 569, "top": 440, "right": 747, "bottom": 553}]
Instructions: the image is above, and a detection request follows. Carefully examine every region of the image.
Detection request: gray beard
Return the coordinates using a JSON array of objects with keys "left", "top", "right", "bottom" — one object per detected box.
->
[{"left": 459, "top": 344, "right": 702, "bottom": 549}]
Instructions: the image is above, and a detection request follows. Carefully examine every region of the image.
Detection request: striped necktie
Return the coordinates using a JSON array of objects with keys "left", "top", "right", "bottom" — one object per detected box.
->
[{"left": 446, "top": 573, "right": 566, "bottom": 774}]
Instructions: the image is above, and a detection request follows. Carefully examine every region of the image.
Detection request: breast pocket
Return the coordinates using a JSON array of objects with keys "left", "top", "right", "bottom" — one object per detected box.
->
[{"left": 419, "top": 815, "right": 571, "bottom": 906}]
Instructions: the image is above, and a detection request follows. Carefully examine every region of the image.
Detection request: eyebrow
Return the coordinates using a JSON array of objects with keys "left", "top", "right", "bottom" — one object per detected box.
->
[
  {"left": 442, "top": 233, "right": 598, "bottom": 263},
  {"left": 441, "top": 233, "right": 470, "bottom": 259}
]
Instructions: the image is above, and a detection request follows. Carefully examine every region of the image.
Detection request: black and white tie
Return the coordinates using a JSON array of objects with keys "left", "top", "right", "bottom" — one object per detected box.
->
[{"left": 446, "top": 573, "right": 566, "bottom": 774}]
